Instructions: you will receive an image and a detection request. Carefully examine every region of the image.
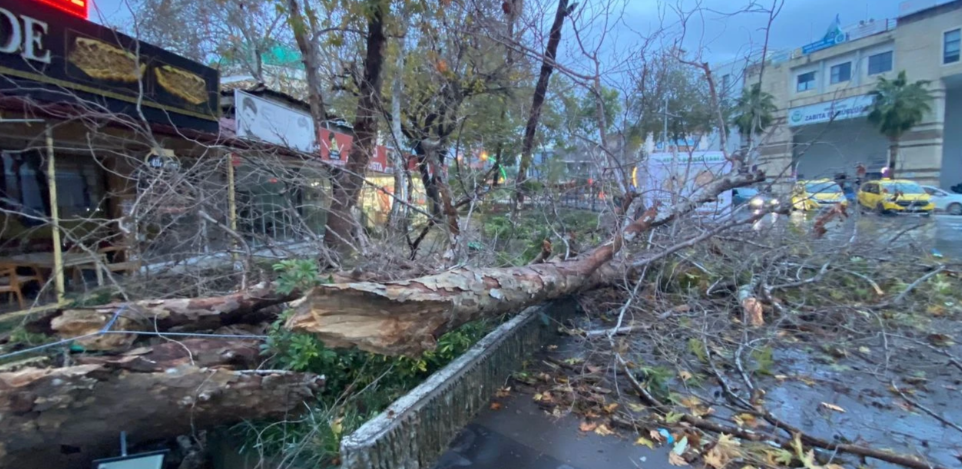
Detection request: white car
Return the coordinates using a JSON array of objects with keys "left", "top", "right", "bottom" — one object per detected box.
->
[{"left": 922, "top": 186, "right": 962, "bottom": 215}]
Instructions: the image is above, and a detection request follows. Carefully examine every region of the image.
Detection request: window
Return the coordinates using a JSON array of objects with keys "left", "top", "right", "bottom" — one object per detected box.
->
[
  {"left": 796, "top": 71, "right": 816, "bottom": 92},
  {"left": 867, "top": 51, "right": 893, "bottom": 75},
  {"left": 945, "top": 29, "right": 960, "bottom": 64},
  {"left": 721, "top": 74, "right": 731, "bottom": 98},
  {"left": 1, "top": 151, "right": 106, "bottom": 225},
  {"left": 830, "top": 62, "right": 851, "bottom": 84}
]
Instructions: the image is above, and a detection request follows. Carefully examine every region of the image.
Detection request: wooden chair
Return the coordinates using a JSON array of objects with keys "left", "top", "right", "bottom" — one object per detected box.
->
[
  {"left": 99, "top": 245, "right": 142, "bottom": 277},
  {"left": 0, "top": 265, "right": 26, "bottom": 310}
]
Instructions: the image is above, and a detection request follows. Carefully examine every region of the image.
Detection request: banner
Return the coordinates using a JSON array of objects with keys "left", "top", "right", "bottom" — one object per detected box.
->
[
  {"left": 235, "top": 89, "right": 316, "bottom": 152},
  {"left": 317, "top": 128, "right": 393, "bottom": 174}
]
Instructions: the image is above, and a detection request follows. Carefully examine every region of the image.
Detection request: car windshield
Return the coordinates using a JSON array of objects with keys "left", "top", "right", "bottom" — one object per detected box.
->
[
  {"left": 805, "top": 182, "right": 841, "bottom": 194},
  {"left": 887, "top": 182, "right": 925, "bottom": 194}
]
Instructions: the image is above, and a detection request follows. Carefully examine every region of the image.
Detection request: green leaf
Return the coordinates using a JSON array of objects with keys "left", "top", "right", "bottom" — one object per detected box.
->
[
  {"left": 687, "top": 338, "right": 708, "bottom": 362},
  {"left": 664, "top": 411, "right": 685, "bottom": 424}
]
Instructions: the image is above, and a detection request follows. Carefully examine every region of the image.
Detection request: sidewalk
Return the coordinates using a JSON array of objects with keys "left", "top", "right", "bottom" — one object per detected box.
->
[{"left": 434, "top": 352, "right": 674, "bottom": 469}]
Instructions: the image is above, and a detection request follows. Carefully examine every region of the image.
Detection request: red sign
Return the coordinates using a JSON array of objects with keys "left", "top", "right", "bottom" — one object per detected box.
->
[
  {"left": 318, "top": 128, "right": 394, "bottom": 174},
  {"left": 35, "top": 0, "right": 88, "bottom": 18}
]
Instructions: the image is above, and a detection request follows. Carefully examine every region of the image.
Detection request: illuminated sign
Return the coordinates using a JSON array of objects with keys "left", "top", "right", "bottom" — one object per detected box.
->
[{"left": 35, "top": 0, "right": 88, "bottom": 19}]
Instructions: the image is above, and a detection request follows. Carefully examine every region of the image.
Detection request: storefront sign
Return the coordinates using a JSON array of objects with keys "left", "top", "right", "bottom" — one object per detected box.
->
[
  {"left": 235, "top": 90, "right": 315, "bottom": 153},
  {"left": 788, "top": 95, "right": 873, "bottom": 126},
  {"left": 0, "top": 0, "right": 219, "bottom": 132},
  {"left": 35, "top": 0, "right": 87, "bottom": 19}
]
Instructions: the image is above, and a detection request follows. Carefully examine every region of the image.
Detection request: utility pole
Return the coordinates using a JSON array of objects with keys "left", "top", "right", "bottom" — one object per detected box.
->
[{"left": 663, "top": 94, "right": 669, "bottom": 151}]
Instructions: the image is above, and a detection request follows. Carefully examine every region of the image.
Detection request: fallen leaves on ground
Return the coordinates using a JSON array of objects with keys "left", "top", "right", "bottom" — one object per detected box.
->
[
  {"left": 703, "top": 434, "right": 741, "bottom": 469},
  {"left": 496, "top": 387, "right": 511, "bottom": 398},
  {"left": 733, "top": 413, "right": 758, "bottom": 428},
  {"left": 664, "top": 411, "right": 685, "bottom": 423},
  {"left": 627, "top": 403, "right": 646, "bottom": 412},
  {"left": 635, "top": 436, "right": 656, "bottom": 449},
  {"left": 672, "top": 436, "right": 689, "bottom": 455},
  {"left": 603, "top": 403, "right": 619, "bottom": 413},
  {"left": 668, "top": 452, "right": 689, "bottom": 466},
  {"left": 679, "top": 370, "right": 693, "bottom": 381},
  {"left": 489, "top": 402, "right": 502, "bottom": 410},
  {"left": 650, "top": 429, "right": 665, "bottom": 443},
  {"left": 532, "top": 391, "right": 553, "bottom": 403},
  {"left": 579, "top": 421, "right": 598, "bottom": 432},
  {"left": 743, "top": 297, "right": 764, "bottom": 327},
  {"left": 820, "top": 402, "right": 845, "bottom": 413},
  {"left": 928, "top": 333, "right": 956, "bottom": 347},
  {"left": 594, "top": 424, "right": 615, "bottom": 436}
]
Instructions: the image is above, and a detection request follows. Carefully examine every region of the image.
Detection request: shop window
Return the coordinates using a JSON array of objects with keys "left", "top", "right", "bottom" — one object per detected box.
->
[
  {"left": 867, "top": 51, "right": 893, "bottom": 75},
  {"left": 235, "top": 163, "right": 326, "bottom": 246},
  {"left": 1, "top": 151, "right": 105, "bottom": 225},
  {"left": 830, "top": 62, "right": 851, "bottom": 84},
  {"left": 945, "top": 29, "right": 960, "bottom": 64},
  {"left": 796, "top": 71, "right": 816, "bottom": 92}
]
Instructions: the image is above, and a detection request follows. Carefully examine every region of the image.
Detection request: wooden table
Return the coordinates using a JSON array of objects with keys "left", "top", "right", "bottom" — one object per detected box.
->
[{"left": 0, "top": 252, "right": 106, "bottom": 286}]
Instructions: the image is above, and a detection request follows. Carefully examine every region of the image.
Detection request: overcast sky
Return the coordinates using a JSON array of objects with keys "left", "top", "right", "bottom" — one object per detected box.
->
[{"left": 89, "top": 0, "right": 905, "bottom": 65}]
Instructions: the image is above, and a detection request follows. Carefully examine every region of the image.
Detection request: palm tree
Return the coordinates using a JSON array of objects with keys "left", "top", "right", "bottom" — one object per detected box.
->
[
  {"left": 867, "top": 71, "right": 933, "bottom": 176},
  {"left": 732, "top": 83, "right": 777, "bottom": 147}
]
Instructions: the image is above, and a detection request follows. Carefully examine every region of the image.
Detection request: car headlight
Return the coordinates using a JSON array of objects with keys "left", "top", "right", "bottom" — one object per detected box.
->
[{"left": 750, "top": 197, "right": 763, "bottom": 208}]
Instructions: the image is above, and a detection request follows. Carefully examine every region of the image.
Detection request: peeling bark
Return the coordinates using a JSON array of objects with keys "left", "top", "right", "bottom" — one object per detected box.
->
[
  {"left": 73, "top": 338, "right": 263, "bottom": 371},
  {"left": 31, "top": 283, "right": 294, "bottom": 351},
  {"left": 0, "top": 365, "right": 322, "bottom": 468}
]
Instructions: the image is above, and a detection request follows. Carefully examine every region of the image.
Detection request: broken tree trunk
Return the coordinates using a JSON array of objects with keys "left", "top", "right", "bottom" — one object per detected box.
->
[
  {"left": 0, "top": 360, "right": 322, "bottom": 468},
  {"left": 289, "top": 171, "right": 763, "bottom": 355},
  {"left": 29, "top": 283, "right": 295, "bottom": 351}
]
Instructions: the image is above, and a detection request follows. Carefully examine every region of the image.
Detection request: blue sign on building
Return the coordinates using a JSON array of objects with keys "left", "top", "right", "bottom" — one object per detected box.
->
[{"left": 802, "top": 14, "right": 847, "bottom": 55}]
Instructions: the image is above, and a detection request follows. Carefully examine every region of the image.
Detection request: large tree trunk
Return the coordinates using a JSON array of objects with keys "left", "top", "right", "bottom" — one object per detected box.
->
[
  {"left": 289, "top": 171, "right": 762, "bottom": 355},
  {"left": 0, "top": 353, "right": 322, "bottom": 468},
  {"left": 324, "top": 4, "right": 389, "bottom": 251},
  {"left": 514, "top": 0, "right": 570, "bottom": 207}
]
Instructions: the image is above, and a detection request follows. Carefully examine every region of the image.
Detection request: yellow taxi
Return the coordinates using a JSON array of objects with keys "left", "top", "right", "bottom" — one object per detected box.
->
[
  {"left": 857, "top": 179, "right": 935, "bottom": 215},
  {"left": 791, "top": 179, "right": 848, "bottom": 211}
]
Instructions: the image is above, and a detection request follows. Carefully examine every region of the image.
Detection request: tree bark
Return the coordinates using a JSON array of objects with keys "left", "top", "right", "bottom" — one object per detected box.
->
[
  {"left": 287, "top": 0, "right": 328, "bottom": 144},
  {"left": 0, "top": 364, "right": 322, "bottom": 468},
  {"left": 515, "top": 0, "right": 570, "bottom": 207},
  {"left": 888, "top": 137, "right": 899, "bottom": 178},
  {"left": 324, "top": 2, "right": 389, "bottom": 251},
  {"left": 29, "top": 283, "right": 295, "bottom": 351},
  {"left": 289, "top": 170, "right": 763, "bottom": 355}
]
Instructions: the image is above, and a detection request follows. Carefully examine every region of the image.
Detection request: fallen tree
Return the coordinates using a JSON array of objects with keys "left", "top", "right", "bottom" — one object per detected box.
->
[
  {"left": 0, "top": 170, "right": 760, "bottom": 465},
  {"left": 288, "top": 170, "right": 764, "bottom": 355},
  {"left": 26, "top": 282, "right": 296, "bottom": 351},
  {"left": 0, "top": 354, "right": 322, "bottom": 468}
]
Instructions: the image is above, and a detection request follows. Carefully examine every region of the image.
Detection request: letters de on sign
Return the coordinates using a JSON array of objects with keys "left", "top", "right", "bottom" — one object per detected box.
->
[{"left": 0, "top": 7, "right": 51, "bottom": 64}]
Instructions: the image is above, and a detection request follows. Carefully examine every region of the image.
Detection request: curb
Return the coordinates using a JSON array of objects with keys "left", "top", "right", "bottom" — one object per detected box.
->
[{"left": 340, "top": 298, "right": 577, "bottom": 469}]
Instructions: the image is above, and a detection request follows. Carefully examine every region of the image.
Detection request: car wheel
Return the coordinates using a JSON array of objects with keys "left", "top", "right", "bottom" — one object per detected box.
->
[
  {"left": 876, "top": 203, "right": 886, "bottom": 216},
  {"left": 948, "top": 202, "right": 962, "bottom": 216}
]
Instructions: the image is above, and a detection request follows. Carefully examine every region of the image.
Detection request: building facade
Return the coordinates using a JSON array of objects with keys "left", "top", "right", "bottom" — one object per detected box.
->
[{"left": 734, "top": 1, "right": 962, "bottom": 189}]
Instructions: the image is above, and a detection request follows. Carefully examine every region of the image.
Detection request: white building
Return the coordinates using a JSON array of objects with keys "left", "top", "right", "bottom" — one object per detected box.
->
[{"left": 717, "top": 1, "right": 962, "bottom": 189}]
